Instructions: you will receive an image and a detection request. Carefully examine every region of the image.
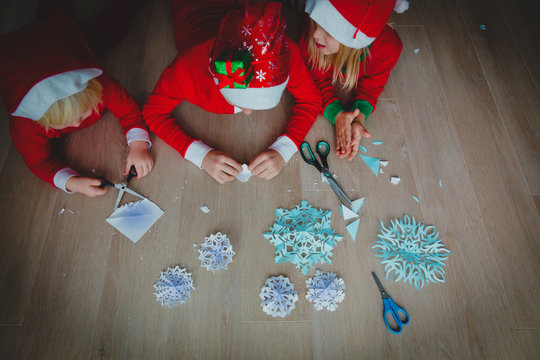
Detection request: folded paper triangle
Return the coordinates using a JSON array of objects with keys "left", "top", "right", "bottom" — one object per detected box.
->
[
  {"left": 359, "top": 155, "right": 380, "bottom": 177},
  {"left": 351, "top": 198, "right": 365, "bottom": 213},
  {"left": 346, "top": 218, "right": 361, "bottom": 241},
  {"left": 106, "top": 198, "right": 164, "bottom": 243},
  {"left": 340, "top": 204, "right": 358, "bottom": 220}
]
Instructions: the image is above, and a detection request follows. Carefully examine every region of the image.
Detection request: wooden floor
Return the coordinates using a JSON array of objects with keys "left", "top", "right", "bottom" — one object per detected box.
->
[{"left": 1, "top": 0, "right": 539, "bottom": 359}]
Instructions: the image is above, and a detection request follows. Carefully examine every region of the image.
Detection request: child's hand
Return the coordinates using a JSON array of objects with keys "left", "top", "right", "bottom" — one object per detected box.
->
[
  {"left": 66, "top": 177, "right": 108, "bottom": 197},
  {"left": 201, "top": 150, "right": 242, "bottom": 184},
  {"left": 335, "top": 109, "right": 360, "bottom": 158},
  {"left": 348, "top": 114, "right": 371, "bottom": 161},
  {"left": 125, "top": 141, "right": 153, "bottom": 179},
  {"left": 248, "top": 149, "right": 285, "bottom": 180}
]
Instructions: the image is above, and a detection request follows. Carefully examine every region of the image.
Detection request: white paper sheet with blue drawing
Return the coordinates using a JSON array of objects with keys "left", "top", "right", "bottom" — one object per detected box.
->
[{"left": 106, "top": 198, "right": 164, "bottom": 243}]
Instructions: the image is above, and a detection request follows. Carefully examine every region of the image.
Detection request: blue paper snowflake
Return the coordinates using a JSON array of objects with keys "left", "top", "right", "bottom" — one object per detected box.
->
[
  {"left": 263, "top": 200, "right": 343, "bottom": 275},
  {"left": 198, "top": 232, "right": 235, "bottom": 273},
  {"left": 373, "top": 215, "right": 450, "bottom": 290},
  {"left": 153, "top": 266, "right": 195, "bottom": 307}
]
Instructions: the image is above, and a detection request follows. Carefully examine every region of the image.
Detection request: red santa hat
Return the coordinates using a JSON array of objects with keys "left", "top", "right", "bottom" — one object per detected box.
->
[
  {"left": 0, "top": 11, "right": 103, "bottom": 121},
  {"left": 305, "top": 0, "right": 409, "bottom": 49},
  {"left": 209, "top": 1, "right": 289, "bottom": 110}
]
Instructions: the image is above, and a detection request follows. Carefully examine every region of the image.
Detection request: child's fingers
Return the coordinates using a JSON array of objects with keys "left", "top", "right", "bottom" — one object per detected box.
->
[{"left": 222, "top": 156, "right": 242, "bottom": 174}]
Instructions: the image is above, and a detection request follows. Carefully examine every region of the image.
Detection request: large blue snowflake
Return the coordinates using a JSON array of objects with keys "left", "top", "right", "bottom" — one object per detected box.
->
[
  {"left": 263, "top": 200, "right": 343, "bottom": 275},
  {"left": 373, "top": 215, "right": 450, "bottom": 290}
]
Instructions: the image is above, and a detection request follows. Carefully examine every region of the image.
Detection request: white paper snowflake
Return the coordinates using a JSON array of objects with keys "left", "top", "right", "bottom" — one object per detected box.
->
[
  {"left": 241, "top": 25, "right": 252, "bottom": 36},
  {"left": 263, "top": 200, "right": 343, "bottom": 275},
  {"left": 373, "top": 215, "right": 450, "bottom": 290},
  {"left": 255, "top": 69, "right": 266, "bottom": 82},
  {"left": 259, "top": 275, "right": 298, "bottom": 318},
  {"left": 305, "top": 270, "right": 345, "bottom": 311},
  {"left": 153, "top": 266, "right": 194, "bottom": 307},
  {"left": 198, "top": 232, "right": 235, "bottom": 273}
]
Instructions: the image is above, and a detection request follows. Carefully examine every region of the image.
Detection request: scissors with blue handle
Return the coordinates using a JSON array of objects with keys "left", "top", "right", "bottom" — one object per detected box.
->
[
  {"left": 99, "top": 166, "right": 146, "bottom": 210},
  {"left": 372, "top": 272, "right": 410, "bottom": 334},
  {"left": 300, "top": 141, "right": 353, "bottom": 209}
]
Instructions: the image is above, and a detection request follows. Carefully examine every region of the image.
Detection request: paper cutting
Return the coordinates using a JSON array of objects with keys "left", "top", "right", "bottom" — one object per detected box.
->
[
  {"left": 359, "top": 155, "right": 380, "bottom": 177},
  {"left": 106, "top": 199, "right": 164, "bottom": 243},
  {"left": 346, "top": 218, "right": 361, "bottom": 241},
  {"left": 391, "top": 176, "right": 400, "bottom": 185},
  {"left": 351, "top": 198, "right": 365, "bottom": 213},
  {"left": 380, "top": 160, "right": 388, "bottom": 167},
  {"left": 306, "top": 270, "right": 345, "bottom": 311},
  {"left": 198, "top": 232, "right": 235, "bottom": 273},
  {"left": 200, "top": 205, "right": 210, "bottom": 213},
  {"left": 411, "top": 195, "right": 420, "bottom": 203},
  {"left": 340, "top": 204, "right": 358, "bottom": 220},
  {"left": 236, "top": 164, "right": 252, "bottom": 182},
  {"left": 263, "top": 200, "right": 343, "bottom": 274},
  {"left": 373, "top": 215, "right": 450, "bottom": 290},
  {"left": 260, "top": 275, "right": 298, "bottom": 317},
  {"left": 154, "top": 266, "right": 195, "bottom": 307},
  {"left": 359, "top": 145, "right": 367, "bottom": 153},
  {"left": 372, "top": 140, "right": 383, "bottom": 145}
]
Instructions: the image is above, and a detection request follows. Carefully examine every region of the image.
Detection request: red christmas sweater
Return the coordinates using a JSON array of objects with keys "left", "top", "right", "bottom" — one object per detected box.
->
[
  {"left": 299, "top": 25, "right": 402, "bottom": 124},
  {"left": 142, "top": 36, "right": 322, "bottom": 159},
  {"left": 9, "top": 73, "right": 149, "bottom": 187}
]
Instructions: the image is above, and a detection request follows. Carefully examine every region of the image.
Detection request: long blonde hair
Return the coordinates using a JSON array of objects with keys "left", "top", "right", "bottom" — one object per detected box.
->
[
  {"left": 38, "top": 78, "right": 103, "bottom": 129},
  {"left": 307, "top": 19, "right": 369, "bottom": 92}
]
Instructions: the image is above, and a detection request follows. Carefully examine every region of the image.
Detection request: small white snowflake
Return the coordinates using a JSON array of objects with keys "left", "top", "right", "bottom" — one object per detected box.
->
[
  {"left": 260, "top": 275, "right": 298, "bottom": 318},
  {"left": 198, "top": 232, "right": 235, "bottom": 273},
  {"left": 255, "top": 69, "right": 266, "bottom": 82},
  {"left": 241, "top": 25, "right": 252, "bottom": 36},
  {"left": 306, "top": 270, "right": 345, "bottom": 311},
  {"left": 153, "top": 266, "right": 194, "bottom": 308}
]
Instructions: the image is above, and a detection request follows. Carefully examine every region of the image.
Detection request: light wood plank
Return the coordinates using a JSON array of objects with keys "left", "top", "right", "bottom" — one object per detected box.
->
[
  {"left": 415, "top": 0, "right": 540, "bottom": 329},
  {"left": 454, "top": 0, "right": 540, "bottom": 193}
]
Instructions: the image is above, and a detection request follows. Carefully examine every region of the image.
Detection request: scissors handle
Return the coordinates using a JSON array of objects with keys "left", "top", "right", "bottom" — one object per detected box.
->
[
  {"left": 300, "top": 142, "right": 323, "bottom": 172},
  {"left": 316, "top": 141, "right": 330, "bottom": 170},
  {"left": 383, "top": 297, "right": 410, "bottom": 334},
  {"left": 126, "top": 165, "right": 138, "bottom": 184}
]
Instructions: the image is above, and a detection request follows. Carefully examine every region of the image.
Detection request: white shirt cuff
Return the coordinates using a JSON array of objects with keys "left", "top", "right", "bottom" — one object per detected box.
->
[
  {"left": 126, "top": 128, "right": 152, "bottom": 148},
  {"left": 184, "top": 140, "right": 214, "bottom": 169},
  {"left": 53, "top": 167, "right": 80, "bottom": 193},
  {"left": 268, "top": 135, "right": 298, "bottom": 163}
]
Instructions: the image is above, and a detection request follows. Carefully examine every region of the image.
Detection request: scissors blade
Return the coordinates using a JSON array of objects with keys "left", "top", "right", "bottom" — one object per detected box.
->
[
  {"left": 326, "top": 177, "right": 352, "bottom": 208},
  {"left": 372, "top": 272, "right": 388, "bottom": 298},
  {"left": 113, "top": 186, "right": 126, "bottom": 211}
]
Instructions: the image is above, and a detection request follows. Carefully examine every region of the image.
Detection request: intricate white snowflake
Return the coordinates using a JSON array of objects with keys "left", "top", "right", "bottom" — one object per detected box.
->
[
  {"left": 255, "top": 69, "right": 266, "bottom": 82},
  {"left": 373, "top": 215, "right": 450, "bottom": 290},
  {"left": 263, "top": 200, "right": 343, "bottom": 275},
  {"left": 198, "top": 232, "right": 235, "bottom": 273},
  {"left": 306, "top": 270, "right": 345, "bottom": 311},
  {"left": 153, "top": 266, "right": 194, "bottom": 307},
  {"left": 259, "top": 275, "right": 298, "bottom": 318},
  {"left": 241, "top": 25, "right": 252, "bottom": 36}
]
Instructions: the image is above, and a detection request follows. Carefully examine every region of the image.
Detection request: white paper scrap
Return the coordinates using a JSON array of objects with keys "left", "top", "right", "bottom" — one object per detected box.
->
[
  {"left": 106, "top": 198, "right": 164, "bottom": 243},
  {"left": 380, "top": 160, "right": 389, "bottom": 167},
  {"left": 414, "top": 48, "right": 420, "bottom": 54},
  {"left": 340, "top": 204, "right": 359, "bottom": 220},
  {"left": 391, "top": 176, "right": 401, "bottom": 185},
  {"left": 351, "top": 198, "right": 365, "bottom": 213},
  {"left": 200, "top": 205, "right": 210, "bottom": 213},
  {"left": 439, "top": 179, "right": 443, "bottom": 188},
  {"left": 236, "top": 164, "right": 252, "bottom": 182}
]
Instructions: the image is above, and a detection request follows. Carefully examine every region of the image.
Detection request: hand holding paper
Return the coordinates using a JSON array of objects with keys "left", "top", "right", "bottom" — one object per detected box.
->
[
  {"left": 66, "top": 176, "right": 108, "bottom": 197},
  {"left": 125, "top": 140, "right": 153, "bottom": 179},
  {"left": 201, "top": 150, "right": 242, "bottom": 184},
  {"left": 248, "top": 149, "right": 284, "bottom": 180}
]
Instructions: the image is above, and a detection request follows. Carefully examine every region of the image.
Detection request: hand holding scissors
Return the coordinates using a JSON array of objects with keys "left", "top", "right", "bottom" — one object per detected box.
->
[
  {"left": 372, "top": 272, "right": 410, "bottom": 334},
  {"left": 99, "top": 166, "right": 146, "bottom": 210},
  {"left": 300, "top": 141, "right": 353, "bottom": 209}
]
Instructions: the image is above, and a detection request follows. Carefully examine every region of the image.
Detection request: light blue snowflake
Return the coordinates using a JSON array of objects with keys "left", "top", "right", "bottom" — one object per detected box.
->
[
  {"left": 263, "top": 200, "right": 343, "bottom": 275},
  {"left": 373, "top": 215, "right": 450, "bottom": 290}
]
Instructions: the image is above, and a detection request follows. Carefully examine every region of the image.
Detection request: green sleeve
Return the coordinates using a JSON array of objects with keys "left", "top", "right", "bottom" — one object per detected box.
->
[
  {"left": 323, "top": 100, "right": 345, "bottom": 125},
  {"left": 351, "top": 99, "right": 374, "bottom": 123}
]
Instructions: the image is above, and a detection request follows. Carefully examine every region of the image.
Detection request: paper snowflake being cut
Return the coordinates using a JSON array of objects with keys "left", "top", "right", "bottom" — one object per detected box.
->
[
  {"left": 198, "top": 232, "right": 235, "bottom": 273},
  {"left": 153, "top": 266, "right": 194, "bottom": 307},
  {"left": 373, "top": 215, "right": 450, "bottom": 290},
  {"left": 259, "top": 275, "right": 298, "bottom": 318},
  {"left": 263, "top": 200, "right": 343, "bottom": 274},
  {"left": 306, "top": 270, "right": 345, "bottom": 311}
]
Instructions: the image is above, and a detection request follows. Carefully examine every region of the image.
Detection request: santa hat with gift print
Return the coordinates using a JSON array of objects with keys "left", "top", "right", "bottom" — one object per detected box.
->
[
  {"left": 0, "top": 11, "right": 103, "bottom": 121},
  {"left": 209, "top": 1, "right": 289, "bottom": 110},
  {"left": 305, "top": 0, "right": 409, "bottom": 50}
]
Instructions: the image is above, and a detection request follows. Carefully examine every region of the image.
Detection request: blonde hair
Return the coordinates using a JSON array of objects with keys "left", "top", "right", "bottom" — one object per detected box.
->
[
  {"left": 307, "top": 19, "right": 369, "bottom": 92},
  {"left": 37, "top": 78, "right": 103, "bottom": 129}
]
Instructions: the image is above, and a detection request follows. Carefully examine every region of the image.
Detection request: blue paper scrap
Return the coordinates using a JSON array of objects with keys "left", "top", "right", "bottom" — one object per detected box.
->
[
  {"left": 359, "top": 155, "right": 380, "bottom": 177},
  {"left": 372, "top": 140, "right": 383, "bottom": 145},
  {"left": 359, "top": 145, "right": 367, "bottom": 153},
  {"left": 340, "top": 204, "right": 358, "bottom": 220},
  {"left": 479, "top": 24, "right": 486, "bottom": 30},
  {"left": 346, "top": 218, "right": 361, "bottom": 241},
  {"left": 411, "top": 195, "right": 420, "bottom": 203},
  {"left": 351, "top": 198, "right": 365, "bottom": 213}
]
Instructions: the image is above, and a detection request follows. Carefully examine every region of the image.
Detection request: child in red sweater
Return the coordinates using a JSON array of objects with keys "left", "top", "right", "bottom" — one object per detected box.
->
[
  {"left": 143, "top": 0, "right": 322, "bottom": 184},
  {"left": 299, "top": 0, "right": 406, "bottom": 160},
  {"left": 0, "top": 12, "right": 153, "bottom": 197}
]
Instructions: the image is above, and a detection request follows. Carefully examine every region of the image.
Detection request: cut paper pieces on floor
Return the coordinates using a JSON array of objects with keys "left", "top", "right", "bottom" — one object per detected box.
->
[
  {"left": 263, "top": 200, "right": 343, "bottom": 275},
  {"left": 351, "top": 198, "right": 365, "bottom": 213},
  {"left": 236, "top": 164, "right": 252, "bottom": 182},
  {"left": 106, "top": 199, "right": 164, "bottom": 243},
  {"left": 321, "top": 172, "right": 337, "bottom": 184},
  {"left": 346, "top": 218, "right": 361, "bottom": 241},
  {"left": 198, "top": 232, "right": 235, "bottom": 273},
  {"left": 359, "top": 145, "right": 367, "bottom": 153},
  {"left": 340, "top": 204, "right": 358, "bottom": 220},
  {"left": 359, "top": 155, "right": 380, "bottom": 177},
  {"left": 414, "top": 48, "right": 420, "bottom": 54},
  {"left": 380, "top": 169, "right": 384, "bottom": 174},
  {"left": 153, "top": 266, "right": 194, "bottom": 307},
  {"left": 391, "top": 176, "right": 401, "bottom": 185},
  {"left": 439, "top": 179, "right": 443, "bottom": 188},
  {"left": 260, "top": 275, "right": 298, "bottom": 318},
  {"left": 380, "top": 160, "right": 388, "bottom": 167},
  {"left": 306, "top": 270, "right": 345, "bottom": 311},
  {"left": 200, "top": 205, "right": 210, "bottom": 213},
  {"left": 411, "top": 195, "right": 420, "bottom": 203},
  {"left": 373, "top": 215, "right": 450, "bottom": 290},
  {"left": 372, "top": 140, "right": 383, "bottom": 145}
]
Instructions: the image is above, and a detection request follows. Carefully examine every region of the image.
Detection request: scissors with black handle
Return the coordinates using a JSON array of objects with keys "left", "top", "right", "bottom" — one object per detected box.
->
[
  {"left": 99, "top": 166, "right": 145, "bottom": 210},
  {"left": 372, "top": 272, "right": 410, "bottom": 334},
  {"left": 300, "top": 141, "right": 353, "bottom": 209}
]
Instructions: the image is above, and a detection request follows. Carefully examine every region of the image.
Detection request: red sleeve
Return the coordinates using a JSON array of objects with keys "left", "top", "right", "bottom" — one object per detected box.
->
[
  {"left": 282, "top": 39, "right": 322, "bottom": 147},
  {"left": 299, "top": 34, "right": 340, "bottom": 115},
  {"left": 142, "top": 57, "right": 195, "bottom": 157},
  {"left": 9, "top": 116, "right": 66, "bottom": 186},
  {"left": 354, "top": 26, "right": 402, "bottom": 109},
  {"left": 100, "top": 73, "right": 148, "bottom": 134}
]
